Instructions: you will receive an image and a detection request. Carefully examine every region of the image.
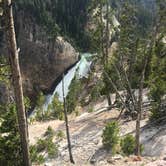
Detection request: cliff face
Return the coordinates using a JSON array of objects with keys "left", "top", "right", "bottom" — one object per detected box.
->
[
  {"left": 18, "top": 12, "right": 78, "bottom": 102},
  {"left": 0, "top": 9, "right": 78, "bottom": 104}
]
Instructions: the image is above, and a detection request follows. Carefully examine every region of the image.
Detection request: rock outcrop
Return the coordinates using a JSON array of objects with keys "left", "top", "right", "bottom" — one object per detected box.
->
[{"left": 0, "top": 10, "right": 78, "bottom": 104}]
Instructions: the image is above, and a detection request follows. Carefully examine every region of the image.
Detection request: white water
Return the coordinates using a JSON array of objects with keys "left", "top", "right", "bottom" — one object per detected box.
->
[{"left": 44, "top": 53, "right": 93, "bottom": 110}]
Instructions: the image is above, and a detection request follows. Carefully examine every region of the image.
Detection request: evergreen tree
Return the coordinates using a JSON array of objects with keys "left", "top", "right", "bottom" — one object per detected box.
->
[
  {"left": 0, "top": 104, "right": 23, "bottom": 166},
  {"left": 102, "top": 0, "right": 158, "bottom": 155},
  {"left": 148, "top": 0, "right": 166, "bottom": 121}
]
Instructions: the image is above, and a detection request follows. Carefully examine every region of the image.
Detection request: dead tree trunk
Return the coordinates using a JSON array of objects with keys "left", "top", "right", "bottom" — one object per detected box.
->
[
  {"left": 62, "top": 73, "right": 75, "bottom": 164},
  {"left": 105, "top": 1, "right": 112, "bottom": 108},
  {"left": 99, "top": 2, "right": 104, "bottom": 62},
  {"left": 135, "top": 57, "right": 148, "bottom": 156},
  {"left": 102, "top": 1, "right": 112, "bottom": 108},
  {"left": 135, "top": 34, "right": 155, "bottom": 156},
  {"left": 105, "top": 0, "right": 109, "bottom": 64},
  {"left": 3, "top": 0, "right": 30, "bottom": 165},
  {"left": 107, "top": 93, "right": 112, "bottom": 107}
]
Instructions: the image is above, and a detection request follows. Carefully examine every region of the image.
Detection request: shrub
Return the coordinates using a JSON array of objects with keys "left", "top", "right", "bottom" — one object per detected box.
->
[
  {"left": 56, "top": 130, "right": 65, "bottom": 140},
  {"left": 35, "top": 109, "right": 44, "bottom": 121},
  {"left": 47, "top": 139, "right": 58, "bottom": 158},
  {"left": 90, "top": 85, "right": 100, "bottom": 101},
  {"left": 74, "top": 109, "right": 80, "bottom": 116},
  {"left": 29, "top": 145, "right": 45, "bottom": 164},
  {"left": 29, "top": 145, "right": 38, "bottom": 162},
  {"left": 121, "top": 135, "right": 136, "bottom": 156},
  {"left": 36, "top": 92, "right": 45, "bottom": 109},
  {"left": 88, "top": 106, "right": 94, "bottom": 113},
  {"left": 37, "top": 155, "right": 45, "bottom": 164},
  {"left": 66, "top": 77, "right": 82, "bottom": 113},
  {"left": 36, "top": 137, "right": 58, "bottom": 159},
  {"left": 29, "top": 117, "right": 35, "bottom": 124},
  {"left": 121, "top": 134, "right": 144, "bottom": 156},
  {"left": 50, "top": 96, "right": 64, "bottom": 120},
  {"left": 36, "top": 139, "right": 47, "bottom": 152},
  {"left": 102, "top": 121, "right": 120, "bottom": 154},
  {"left": 44, "top": 126, "right": 55, "bottom": 139},
  {"left": 150, "top": 103, "right": 166, "bottom": 122},
  {"left": 0, "top": 104, "right": 23, "bottom": 165},
  {"left": 80, "top": 98, "right": 86, "bottom": 107},
  {"left": 34, "top": 95, "right": 64, "bottom": 121}
]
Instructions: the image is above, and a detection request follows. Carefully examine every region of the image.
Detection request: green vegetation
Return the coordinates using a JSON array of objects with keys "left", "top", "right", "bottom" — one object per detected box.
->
[
  {"left": 35, "top": 93, "right": 64, "bottom": 121},
  {"left": 102, "top": 121, "right": 120, "bottom": 154},
  {"left": 16, "top": 0, "right": 91, "bottom": 51},
  {"left": 66, "top": 76, "right": 82, "bottom": 113},
  {"left": 30, "top": 126, "right": 58, "bottom": 164},
  {"left": 148, "top": 1, "right": 166, "bottom": 121},
  {"left": 120, "top": 135, "right": 136, "bottom": 156},
  {"left": 16, "top": 0, "right": 60, "bottom": 39},
  {"left": 36, "top": 138, "right": 58, "bottom": 158},
  {"left": 44, "top": 126, "right": 55, "bottom": 138},
  {"left": 29, "top": 145, "right": 45, "bottom": 164},
  {"left": 102, "top": 127, "right": 144, "bottom": 156},
  {"left": 48, "top": 94, "right": 64, "bottom": 120},
  {"left": 56, "top": 130, "right": 65, "bottom": 140},
  {"left": 90, "top": 81, "right": 103, "bottom": 102},
  {"left": 52, "top": 0, "right": 91, "bottom": 51},
  {"left": 0, "top": 56, "right": 10, "bottom": 84},
  {"left": 0, "top": 0, "right": 165, "bottom": 164},
  {"left": 35, "top": 91, "right": 45, "bottom": 121},
  {"left": 101, "top": 55, "right": 120, "bottom": 96},
  {"left": 30, "top": 136, "right": 58, "bottom": 164},
  {"left": 0, "top": 104, "right": 23, "bottom": 165},
  {"left": 74, "top": 107, "right": 80, "bottom": 117},
  {"left": 87, "top": 106, "right": 94, "bottom": 113},
  {"left": 24, "top": 96, "right": 31, "bottom": 112},
  {"left": 149, "top": 51, "right": 166, "bottom": 120}
]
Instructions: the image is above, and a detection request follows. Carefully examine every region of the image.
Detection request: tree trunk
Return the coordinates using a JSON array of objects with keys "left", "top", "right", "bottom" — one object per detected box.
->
[
  {"left": 105, "top": 0, "right": 109, "bottom": 65},
  {"left": 99, "top": 2, "right": 104, "bottom": 62},
  {"left": 135, "top": 105, "right": 141, "bottom": 156},
  {"left": 62, "top": 73, "right": 75, "bottom": 164},
  {"left": 107, "top": 93, "right": 112, "bottom": 107},
  {"left": 103, "top": 70, "right": 130, "bottom": 113},
  {"left": 135, "top": 57, "right": 148, "bottom": 156},
  {"left": 105, "top": 1, "right": 112, "bottom": 108},
  {"left": 3, "top": 0, "right": 30, "bottom": 165}
]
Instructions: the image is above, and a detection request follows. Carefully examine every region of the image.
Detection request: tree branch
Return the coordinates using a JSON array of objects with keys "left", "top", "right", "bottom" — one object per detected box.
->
[{"left": 103, "top": 70, "right": 131, "bottom": 113}]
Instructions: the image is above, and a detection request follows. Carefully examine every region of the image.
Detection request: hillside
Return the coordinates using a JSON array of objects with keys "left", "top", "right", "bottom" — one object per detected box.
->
[
  {"left": 0, "top": 0, "right": 165, "bottom": 166},
  {"left": 29, "top": 97, "right": 166, "bottom": 165}
]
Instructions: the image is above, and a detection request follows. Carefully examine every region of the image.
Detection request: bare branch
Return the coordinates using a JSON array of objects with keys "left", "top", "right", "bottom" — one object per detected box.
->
[
  {"left": 103, "top": 70, "right": 131, "bottom": 113},
  {"left": 0, "top": 63, "right": 9, "bottom": 68}
]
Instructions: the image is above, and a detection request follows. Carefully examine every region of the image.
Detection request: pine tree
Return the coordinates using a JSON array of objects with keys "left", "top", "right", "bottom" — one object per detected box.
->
[
  {"left": 102, "top": 1, "right": 158, "bottom": 155},
  {"left": 89, "top": 0, "right": 115, "bottom": 108},
  {"left": 0, "top": 104, "right": 23, "bottom": 165},
  {"left": 148, "top": 0, "right": 166, "bottom": 121}
]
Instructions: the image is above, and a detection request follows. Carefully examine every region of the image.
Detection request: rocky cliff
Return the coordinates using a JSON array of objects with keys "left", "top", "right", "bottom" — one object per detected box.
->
[{"left": 0, "top": 8, "right": 78, "bottom": 104}]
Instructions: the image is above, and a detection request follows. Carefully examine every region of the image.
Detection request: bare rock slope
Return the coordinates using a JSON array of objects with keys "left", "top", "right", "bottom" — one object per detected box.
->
[{"left": 29, "top": 99, "right": 166, "bottom": 166}]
